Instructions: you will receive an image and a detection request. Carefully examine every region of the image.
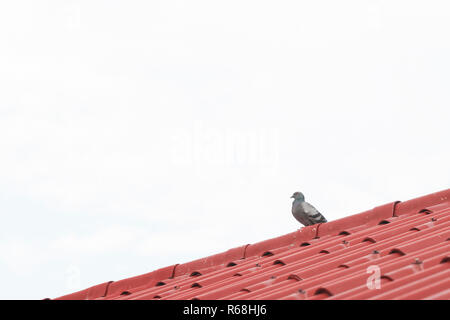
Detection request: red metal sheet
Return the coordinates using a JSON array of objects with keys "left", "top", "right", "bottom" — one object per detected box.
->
[{"left": 53, "top": 188, "right": 450, "bottom": 300}]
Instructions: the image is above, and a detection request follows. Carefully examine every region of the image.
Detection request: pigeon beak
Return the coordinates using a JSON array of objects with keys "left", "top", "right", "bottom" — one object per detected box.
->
[{"left": 290, "top": 195, "right": 295, "bottom": 198}]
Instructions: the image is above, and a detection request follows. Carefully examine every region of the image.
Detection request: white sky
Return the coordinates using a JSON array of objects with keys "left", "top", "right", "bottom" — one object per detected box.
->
[{"left": 0, "top": 1, "right": 449, "bottom": 299}]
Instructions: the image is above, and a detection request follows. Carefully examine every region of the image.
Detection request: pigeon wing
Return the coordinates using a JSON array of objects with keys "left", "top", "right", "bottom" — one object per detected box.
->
[
  {"left": 292, "top": 200, "right": 310, "bottom": 226},
  {"left": 302, "top": 202, "right": 327, "bottom": 225}
]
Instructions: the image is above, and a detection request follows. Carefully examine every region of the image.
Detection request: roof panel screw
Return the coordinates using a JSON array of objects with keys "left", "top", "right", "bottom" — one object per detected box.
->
[
  {"left": 413, "top": 258, "right": 422, "bottom": 265},
  {"left": 431, "top": 217, "right": 437, "bottom": 221},
  {"left": 298, "top": 289, "right": 305, "bottom": 294},
  {"left": 342, "top": 240, "right": 349, "bottom": 245},
  {"left": 372, "top": 250, "right": 379, "bottom": 254}
]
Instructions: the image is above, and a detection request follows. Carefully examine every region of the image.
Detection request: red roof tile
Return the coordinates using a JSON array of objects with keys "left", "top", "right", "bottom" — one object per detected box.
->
[{"left": 54, "top": 189, "right": 450, "bottom": 300}]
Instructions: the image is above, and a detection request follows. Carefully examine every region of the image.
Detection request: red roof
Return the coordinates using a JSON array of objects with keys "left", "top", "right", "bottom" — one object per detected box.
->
[{"left": 54, "top": 189, "right": 450, "bottom": 300}]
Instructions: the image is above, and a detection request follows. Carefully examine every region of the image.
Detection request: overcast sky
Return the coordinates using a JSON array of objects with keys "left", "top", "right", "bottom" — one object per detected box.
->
[{"left": 1, "top": 1, "right": 449, "bottom": 299}]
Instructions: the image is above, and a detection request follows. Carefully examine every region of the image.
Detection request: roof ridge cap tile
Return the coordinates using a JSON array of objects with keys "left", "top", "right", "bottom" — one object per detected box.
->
[
  {"left": 172, "top": 244, "right": 248, "bottom": 278},
  {"left": 54, "top": 281, "right": 112, "bottom": 300},
  {"left": 104, "top": 265, "right": 176, "bottom": 298},
  {"left": 395, "top": 188, "right": 450, "bottom": 217},
  {"left": 244, "top": 225, "right": 318, "bottom": 259},
  {"left": 317, "top": 201, "right": 400, "bottom": 238}
]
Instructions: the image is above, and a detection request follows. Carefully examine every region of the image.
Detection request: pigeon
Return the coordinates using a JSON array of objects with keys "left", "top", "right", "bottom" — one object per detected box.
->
[{"left": 291, "top": 191, "right": 327, "bottom": 226}]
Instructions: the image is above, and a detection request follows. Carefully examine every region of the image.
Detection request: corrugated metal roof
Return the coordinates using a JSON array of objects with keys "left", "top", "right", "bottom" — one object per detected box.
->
[{"left": 54, "top": 189, "right": 450, "bottom": 300}]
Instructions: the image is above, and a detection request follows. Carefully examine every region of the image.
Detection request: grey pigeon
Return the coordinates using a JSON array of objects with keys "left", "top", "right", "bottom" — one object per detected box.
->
[{"left": 291, "top": 191, "right": 327, "bottom": 226}]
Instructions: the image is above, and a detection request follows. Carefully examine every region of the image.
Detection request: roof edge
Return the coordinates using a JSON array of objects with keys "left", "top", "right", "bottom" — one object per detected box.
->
[{"left": 54, "top": 281, "right": 112, "bottom": 300}]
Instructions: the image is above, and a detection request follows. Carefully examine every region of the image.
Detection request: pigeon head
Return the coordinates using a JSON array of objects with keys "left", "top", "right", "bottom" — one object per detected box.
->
[{"left": 291, "top": 191, "right": 305, "bottom": 201}]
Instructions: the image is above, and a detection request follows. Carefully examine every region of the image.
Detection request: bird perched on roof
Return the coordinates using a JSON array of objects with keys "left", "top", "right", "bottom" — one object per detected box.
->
[{"left": 291, "top": 191, "right": 327, "bottom": 226}]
